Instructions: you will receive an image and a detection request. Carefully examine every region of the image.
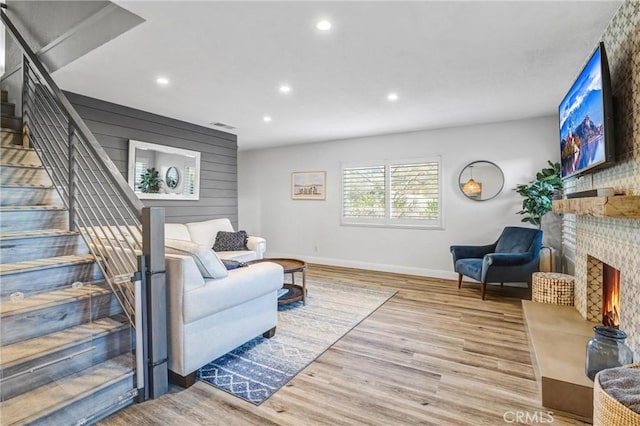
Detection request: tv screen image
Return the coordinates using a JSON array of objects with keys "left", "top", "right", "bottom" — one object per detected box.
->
[{"left": 559, "top": 43, "right": 613, "bottom": 179}]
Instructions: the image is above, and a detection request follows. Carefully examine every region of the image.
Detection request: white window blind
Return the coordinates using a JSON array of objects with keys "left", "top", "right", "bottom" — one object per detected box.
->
[
  {"left": 342, "top": 157, "right": 442, "bottom": 228},
  {"left": 562, "top": 214, "right": 577, "bottom": 262},
  {"left": 562, "top": 179, "right": 578, "bottom": 263},
  {"left": 390, "top": 162, "right": 439, "bottom": 220},
  {"left": 343, "top": 166, "right": 385, "bottom": 218},
  {"left": 134, "top": 161, "right": 147, "bottom": 189},
  {"left": 184, "top": 166, "right": 196, "bottom": 195}
]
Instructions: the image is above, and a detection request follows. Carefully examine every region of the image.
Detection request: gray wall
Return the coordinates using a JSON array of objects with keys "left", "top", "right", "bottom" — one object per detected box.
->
[{"left": 66, "top": 92, "right": 238, "bottom": 225}]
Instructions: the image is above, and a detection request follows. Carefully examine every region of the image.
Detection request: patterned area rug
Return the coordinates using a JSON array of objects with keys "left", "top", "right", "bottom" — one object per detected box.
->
[{"left": 197, "top": 279, "right": 396, "bottom": 405}]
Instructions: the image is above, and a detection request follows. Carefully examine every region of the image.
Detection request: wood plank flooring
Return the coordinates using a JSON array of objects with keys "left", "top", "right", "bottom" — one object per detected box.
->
[{"left": 99, "top": 264, "right": 588, "bottom": 425}]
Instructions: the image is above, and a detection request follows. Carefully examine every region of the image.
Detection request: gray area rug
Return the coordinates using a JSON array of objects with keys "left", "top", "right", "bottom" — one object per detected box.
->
[{"left": 198, "top": 279, "right": 396, "bottom": 404}]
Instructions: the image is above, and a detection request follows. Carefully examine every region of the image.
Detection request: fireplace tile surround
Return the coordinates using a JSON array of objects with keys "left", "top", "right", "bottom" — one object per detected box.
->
[
  {"left": 562, "top": 0, "right": 640, "bottom": 361},
  {"left": 576, "top": 222, "right": 639, "bottom": 330}
]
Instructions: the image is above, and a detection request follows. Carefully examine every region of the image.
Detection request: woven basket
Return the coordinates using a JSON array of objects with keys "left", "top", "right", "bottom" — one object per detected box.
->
[
  {"left": 593, "top": 364, "right": 640, "bottom": 426},
  {"left": 531, "top": 272, "right": 575, "bottom": 306}
]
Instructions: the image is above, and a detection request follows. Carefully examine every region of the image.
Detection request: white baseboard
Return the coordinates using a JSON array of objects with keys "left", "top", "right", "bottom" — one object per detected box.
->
[{"left": 265, "top": 252, "right": 459, "bottom": 281}]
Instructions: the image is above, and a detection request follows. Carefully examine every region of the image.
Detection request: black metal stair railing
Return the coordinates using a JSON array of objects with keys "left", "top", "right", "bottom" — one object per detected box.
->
[{"left": 1, "top": 7, "right": 169, "bottom": 401}]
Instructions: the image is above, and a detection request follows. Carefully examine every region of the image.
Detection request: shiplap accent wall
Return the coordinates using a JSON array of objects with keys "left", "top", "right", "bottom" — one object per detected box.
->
[{"left": 65, "top": 92, "right": 238, "bottom": 226}]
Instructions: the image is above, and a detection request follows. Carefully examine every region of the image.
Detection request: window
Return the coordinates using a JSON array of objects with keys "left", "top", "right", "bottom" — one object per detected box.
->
[{"left": 342, "top": 157, "right": 442, "bottom": 228}]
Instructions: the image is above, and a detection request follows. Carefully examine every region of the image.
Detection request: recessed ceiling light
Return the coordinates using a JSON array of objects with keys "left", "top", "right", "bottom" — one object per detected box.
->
[
  {"left": 156, "top": 77, "right": 170, "bottom": 86},
  {"left": 316, "top": 20, "right": 332, "bottom": 31},
  {"left": 387, "top": 92, "right": 399, "bottom": 102},
  {"left": 279, "top": 85, "right": 291, "bottom": 93},
  {"left": 263, "top": 116, "right": 272, "bottom": 123}
]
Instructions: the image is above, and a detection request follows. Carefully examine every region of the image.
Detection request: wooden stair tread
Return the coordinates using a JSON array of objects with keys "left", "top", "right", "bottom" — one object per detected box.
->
[
  {"left": 0, "top": 316, "right": 127, "bottom": 369},
  {"left": 0, "top": 353, "right": 134, "bottom": 424},
  {"left": 0, "top": 282, "right": 108, "bottom": 316},
  {"left": 0, "top": 205, "right": 65, "bottom": 212},
  {"left": 0, "top": 162, "right": 43, "bottom": 169},
  {"left": 0, "top": 183, "right": 55, "bottom": 189},
  {"left": 0, "top": 229, "right": 77, "bottom": 241},
  {"left": 0, "top": 145, "right": 33, "bottom": 152},
  {"left": 0, "top": 160, "right": 43, "bottom": 168},
  {"left": 0, "top": 254, "right": 94, "bottom": 275}
]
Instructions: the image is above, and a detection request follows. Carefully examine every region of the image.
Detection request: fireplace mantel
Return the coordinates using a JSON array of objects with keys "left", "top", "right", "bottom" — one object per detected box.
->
[{"left": 552, "top": 195, "right": 640, "bottom": 218}]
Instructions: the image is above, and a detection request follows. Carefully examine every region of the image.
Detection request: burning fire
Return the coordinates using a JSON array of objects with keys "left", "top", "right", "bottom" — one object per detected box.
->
[{"left": 602, "top": 264, "right": 620, "bottom": 328}]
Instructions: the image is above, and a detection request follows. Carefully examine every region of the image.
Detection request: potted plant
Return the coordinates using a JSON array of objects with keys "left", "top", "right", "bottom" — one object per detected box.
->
[
  {"left": 138, "top": 167, "right": 162, "bottom": 193},
  {"left": 515, "top": 161, "right": 563, "bottom": 228}
]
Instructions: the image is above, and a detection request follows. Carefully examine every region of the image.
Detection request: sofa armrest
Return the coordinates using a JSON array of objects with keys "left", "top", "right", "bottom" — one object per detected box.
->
[
  {"left": 165, "top": 253, "right": 206, "bottom": 294},
  {"left": 165, "top": 253, "right": 206, "bottom": 376},
  {"left": 247, "top": 236, "right": 266, "bottom": 259}
]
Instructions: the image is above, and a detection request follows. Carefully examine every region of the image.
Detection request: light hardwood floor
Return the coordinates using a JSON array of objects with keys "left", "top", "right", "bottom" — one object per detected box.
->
[{"left": 100, "top": 264, "right": 588, "bottom": 425}]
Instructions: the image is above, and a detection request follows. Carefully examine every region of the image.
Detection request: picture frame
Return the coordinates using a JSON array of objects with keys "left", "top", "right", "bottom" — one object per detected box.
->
[{"left": 291, "top": 171, "right": 326, "bottom": 200}]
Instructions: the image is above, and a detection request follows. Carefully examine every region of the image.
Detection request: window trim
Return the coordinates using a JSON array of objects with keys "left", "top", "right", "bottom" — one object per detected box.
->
[{"left": 340, "top": 156, "right": 443, "bottom": 229}]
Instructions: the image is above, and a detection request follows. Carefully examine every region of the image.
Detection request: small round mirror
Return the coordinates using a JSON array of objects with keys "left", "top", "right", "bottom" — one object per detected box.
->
[
  {"left": 166, "top": 167, "right": 179, "bottom": 189},
  {"left": 458, "top": 161, "right": 504, "bottom": 201}
]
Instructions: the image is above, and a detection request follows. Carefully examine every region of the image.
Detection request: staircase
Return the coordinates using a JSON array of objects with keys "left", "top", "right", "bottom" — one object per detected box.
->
[{"left": 0, "top": 91, "right": 136, "bottom": 425}]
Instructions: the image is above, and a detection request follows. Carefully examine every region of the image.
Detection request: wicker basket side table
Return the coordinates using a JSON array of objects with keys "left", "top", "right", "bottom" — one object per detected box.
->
[
  {"left": 532, "top": 272, "right": 575, "bottom": 306},
  {"left": 593, "top": 364, "right": 640, "bottom": 426}
]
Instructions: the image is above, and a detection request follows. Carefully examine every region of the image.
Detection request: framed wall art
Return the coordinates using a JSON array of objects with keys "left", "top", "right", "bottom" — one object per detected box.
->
[{"left": 291, "top": 171, "right": 326, "bottom": 200}]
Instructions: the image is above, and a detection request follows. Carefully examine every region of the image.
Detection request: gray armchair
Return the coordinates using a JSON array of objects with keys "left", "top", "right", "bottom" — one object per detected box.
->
[{"left": 450, "top": 226, "right": 543, "bottom": 300}]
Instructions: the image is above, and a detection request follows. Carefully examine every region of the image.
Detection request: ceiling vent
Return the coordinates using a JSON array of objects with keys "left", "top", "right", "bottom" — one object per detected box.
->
[{"left": 210, "top": 122, "right": 236, "bottom": 130}]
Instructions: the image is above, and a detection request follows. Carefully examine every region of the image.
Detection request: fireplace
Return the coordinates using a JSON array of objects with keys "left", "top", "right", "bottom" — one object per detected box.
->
[
  {"left": 585, "top": 255, "right": 623, "bottom": 327},
  {"left": 602, "top": 263, "right": 620, "bottom": 328}
]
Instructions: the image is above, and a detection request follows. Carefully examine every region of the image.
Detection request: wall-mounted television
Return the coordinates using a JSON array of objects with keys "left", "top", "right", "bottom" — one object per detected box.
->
[{"left": 559, "top": 42, "right": 615, "bottom": 179}]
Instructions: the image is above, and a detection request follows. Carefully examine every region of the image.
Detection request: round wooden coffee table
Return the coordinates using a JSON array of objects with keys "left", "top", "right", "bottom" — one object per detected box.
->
[{"left": 248, "top": 258, "right": 307, "bottom": 305}]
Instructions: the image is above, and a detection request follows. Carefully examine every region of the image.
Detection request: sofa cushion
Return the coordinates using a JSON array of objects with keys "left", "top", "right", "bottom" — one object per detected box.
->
[
  {"left": 165, "top": 239, "right": 228, "bottom": 279},
  {"left": 186, "top": 218, "right": 235, "bottom": 247},
  {"left": 165, "top": 223, "right": 191, "bottom": 241},
  {"left": 455, "top": 258, "right": 483, "bottom": 281},
  {"left": 213, "top": 230, "right": 248, "bottom": 251}
]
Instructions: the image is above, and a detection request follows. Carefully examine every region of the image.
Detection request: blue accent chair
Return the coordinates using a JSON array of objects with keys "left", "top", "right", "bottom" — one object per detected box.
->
[{"left": 450, "top": 226, "right": 543, "bottom": 300}]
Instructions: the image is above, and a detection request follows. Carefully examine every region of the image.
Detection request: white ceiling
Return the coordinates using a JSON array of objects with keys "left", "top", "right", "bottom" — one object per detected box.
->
[{"left": 50, "top": 1, "right": 622, "bottom": 151}]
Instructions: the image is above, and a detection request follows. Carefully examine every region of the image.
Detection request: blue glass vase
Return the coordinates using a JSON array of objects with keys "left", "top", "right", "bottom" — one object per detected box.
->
[{"left": 585, "top": 326, "right": 633, "bottom": 381}]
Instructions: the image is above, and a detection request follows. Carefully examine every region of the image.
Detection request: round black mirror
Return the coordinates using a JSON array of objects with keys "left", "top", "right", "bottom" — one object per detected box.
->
[
  {"left": 458, "top": 161, "right": 504, "bottom": 201},
  {"left": 166, "top": 166, "right": 179, "bottom": 189}
]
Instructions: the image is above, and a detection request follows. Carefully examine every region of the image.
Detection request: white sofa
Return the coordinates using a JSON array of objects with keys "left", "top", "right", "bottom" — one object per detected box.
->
[
  {"left": 164, "top": 218, "right": 283, "bottom": 385},
  {"left": 165, "top": 218, "right": 266, "bottom": 262}
]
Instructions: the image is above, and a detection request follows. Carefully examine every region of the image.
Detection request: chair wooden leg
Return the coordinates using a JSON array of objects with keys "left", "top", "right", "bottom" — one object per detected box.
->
[
  {"left": 481, "top": 283, "right": 487, "bottom": 300},
  {"left": 500, "top": 282, "right": 504, "bottom": 287},
  {"left": 457, "top": 273, "right": 463, "bottom": 289}
]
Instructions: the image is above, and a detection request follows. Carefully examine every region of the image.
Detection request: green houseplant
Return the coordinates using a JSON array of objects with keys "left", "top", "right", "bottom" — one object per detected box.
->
[
  {"left": 138, "top": 167, "right": 162, "bottom": 193},
  {"left": 515, "top": 161, "right": 563, "bottom": 228}
]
